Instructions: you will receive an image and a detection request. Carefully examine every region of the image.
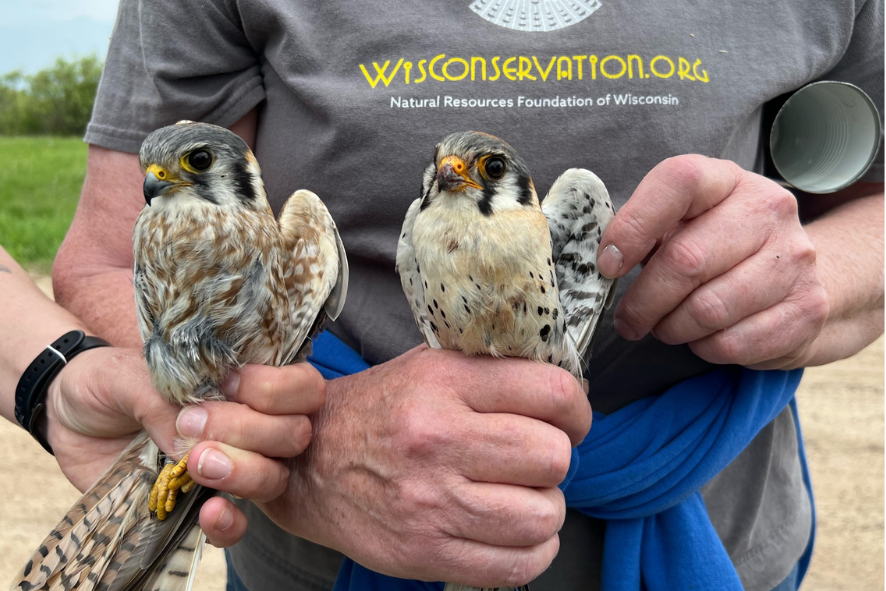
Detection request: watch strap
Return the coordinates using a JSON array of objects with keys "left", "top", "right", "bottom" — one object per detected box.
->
[{"left": 15, "top": 330, "right": 111, "bottom": 454}]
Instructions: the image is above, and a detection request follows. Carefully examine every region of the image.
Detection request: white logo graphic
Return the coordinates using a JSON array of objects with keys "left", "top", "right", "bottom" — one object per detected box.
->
[{"left": 470, "top": 0, "right": 602, "bottom": 32}]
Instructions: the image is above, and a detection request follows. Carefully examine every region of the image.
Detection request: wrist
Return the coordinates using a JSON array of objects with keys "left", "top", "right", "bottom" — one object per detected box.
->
[
  {"left": 266, "top": 373, "right": 366, "bottom": 552},
  {"left": 799, "top": 194, "right": 885, "bottom": 365},
  {"left": 792, "top": 308, "right": 884, "bottom": 368},
  {"left": 283, "top": 395, "right": 346, "bottom": 548},
  {"left": 15, "top": 331, "right": 112, "bottom": 453},
  {"left": 1, "top": 320, "right": 86, "bottom": 419}
]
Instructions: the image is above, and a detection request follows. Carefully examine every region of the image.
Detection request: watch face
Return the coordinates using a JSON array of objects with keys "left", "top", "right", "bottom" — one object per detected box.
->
[{"left": 469, "top": 0, "right": 603, "bottom": 32}]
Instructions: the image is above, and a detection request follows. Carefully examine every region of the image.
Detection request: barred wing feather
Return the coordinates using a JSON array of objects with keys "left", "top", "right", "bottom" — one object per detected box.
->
[
  {"left": 542, "top": 168, "right": 617, "bottom": 360},
  {"left": 11, "top": 433, "right": 209, "bottom": 591}
]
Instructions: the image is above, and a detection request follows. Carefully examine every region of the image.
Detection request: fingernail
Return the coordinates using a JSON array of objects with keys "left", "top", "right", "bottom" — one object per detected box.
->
[
  {"left": 177, "top": 406, "right": 207, "bottom": 438},
  {"left": 598, "top": 244, "right": 624, "bottom": 279},
  {"left": 221, "top": 372, "right": 240, "bottom": 400},
  {"left": 613, "top": 317, "right": 640, "bottom": 341},
  {"left": 215, "top": 505, "right": 233, "bottom": 531},
  {"left": 197, "top": 448, "right": 232, "bottom": 480}
]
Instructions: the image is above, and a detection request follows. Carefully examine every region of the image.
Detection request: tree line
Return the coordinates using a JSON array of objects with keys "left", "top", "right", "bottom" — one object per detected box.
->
[{"left": 0, "top": 56, "right": 102, "bottom": 136}]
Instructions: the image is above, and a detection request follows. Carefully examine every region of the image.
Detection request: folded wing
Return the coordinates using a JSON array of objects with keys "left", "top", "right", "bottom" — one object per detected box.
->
[
  {"left": 277, "top": 189, "right": 349, "bottom": 364},
  {"left": 542, "top": 169, "right": 617, "bottom": 360},
  {"left": 11, "top": 433, "right": 211, "bottom": 591}
]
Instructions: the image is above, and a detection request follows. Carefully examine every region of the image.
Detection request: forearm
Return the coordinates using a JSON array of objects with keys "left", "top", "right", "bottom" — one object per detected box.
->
[
  {"left": 51, "top": 145, "right": 145, "bottom": 348},
  {"left": 0, "top": 247, "right": 89, "bottom": 423},
  {"left": 53, "top": 261, "right": 141, "bottom": 348},
  {"left": 801, "top": 191, "right": 884, "bottom": 365}
]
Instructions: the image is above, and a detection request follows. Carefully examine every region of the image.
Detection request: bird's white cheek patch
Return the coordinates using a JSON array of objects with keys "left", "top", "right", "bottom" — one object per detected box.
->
[{"left": 486, "top": 176, "right": 535, "bottom": 213}]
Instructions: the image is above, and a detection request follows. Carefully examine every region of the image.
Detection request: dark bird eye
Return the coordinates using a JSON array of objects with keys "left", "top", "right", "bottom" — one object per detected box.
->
[
  {"left": 484, "top": 157, "right": 506, "bottom": 180},
  {"left": 188, "top": 150, "right": 212, "bottom": 171}
]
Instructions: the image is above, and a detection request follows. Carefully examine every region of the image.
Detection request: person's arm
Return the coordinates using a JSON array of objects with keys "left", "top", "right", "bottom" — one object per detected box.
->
[
  {"left": 0, "top": 244, "right": 320, "bottom": 548},
  {"left": 797, "top": 186, "right": 884, "bottom": 365},
  {"left": 596, "top": 155, "right": 883, "bottom": 370},
  {"left": 0, "top": 247, "right": 90, "bottom": 422}
]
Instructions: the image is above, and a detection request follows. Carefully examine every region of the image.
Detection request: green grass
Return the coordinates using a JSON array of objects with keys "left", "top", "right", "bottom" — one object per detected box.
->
[{"left": 0, "top": 136, "right": 86, "bottom": 272}]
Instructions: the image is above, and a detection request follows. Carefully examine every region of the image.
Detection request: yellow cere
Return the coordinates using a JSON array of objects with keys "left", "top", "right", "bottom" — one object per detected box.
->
[{"left": 146, "top": 163, "right": 172, "bottom": 180}]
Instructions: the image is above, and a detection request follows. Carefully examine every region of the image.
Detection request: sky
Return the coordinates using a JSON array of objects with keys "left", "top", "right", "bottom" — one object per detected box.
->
[{"left": 0, "top": 0, "right": 118, "bottom": 74}]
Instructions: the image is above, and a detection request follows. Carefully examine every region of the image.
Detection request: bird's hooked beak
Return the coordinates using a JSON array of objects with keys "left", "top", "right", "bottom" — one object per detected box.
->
[
  {"left": 437, "top": 155, "right": 481, "bottom": 192},
  {"left": 143, "top": 164, "right": 179, "bottom": 206}
]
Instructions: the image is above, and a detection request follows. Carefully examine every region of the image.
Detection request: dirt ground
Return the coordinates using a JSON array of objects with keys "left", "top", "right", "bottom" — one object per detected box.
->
[
  {"left": 796, "top": 335, "right": 885, "bottom": 590},
  {"left": 1, "top": 275, "right": 882, "bottom": 589}
]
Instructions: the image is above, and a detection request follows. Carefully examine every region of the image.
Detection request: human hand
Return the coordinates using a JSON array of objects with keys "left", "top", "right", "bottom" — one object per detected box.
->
[
  {"left": 597, "top": 154, "right": 829, "bottom": 370},
  {"left": 43, "top": 346, "right": 325, "bottom": 546},
  {"left": 261, "top": 345, "right": 592, "bottom": 588}
]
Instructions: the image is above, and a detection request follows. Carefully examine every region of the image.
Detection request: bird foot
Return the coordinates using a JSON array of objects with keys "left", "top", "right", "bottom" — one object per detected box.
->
[{"left": 148, "top": 452, "right": 195, "bottom": 520}]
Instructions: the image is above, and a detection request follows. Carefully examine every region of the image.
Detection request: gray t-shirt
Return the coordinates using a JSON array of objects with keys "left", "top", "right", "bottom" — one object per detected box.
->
[{"left": 85, "top": 1, "right": 883, "bottom": 590}]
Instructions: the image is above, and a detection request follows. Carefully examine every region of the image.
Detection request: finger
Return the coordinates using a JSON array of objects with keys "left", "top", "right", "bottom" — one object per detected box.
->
[
  {"left": 652, "top": 248, "right": 798, "bottom": 344},
  {"left": 177, "top": 401, "right": 312, "bottom": 458},
  {"left": 597, "top": 155, "right": 741, "bottom": 278},
  {"left": 435, "top": 532, "right": 561, "bottom": 588},
  {"left": 442, "top": 483, "right": 565, "bottom": 547},
  {"left": 222, "top": 362, "right": 326, "bottom": 415},
  {"left": 199, "top": 496, "right": 248, "bottom": 548},
  {"left": 433, "top": 351, "right": 592, "bottom": 446},
  {"left": 689, "top": 288, "right": 828, "bottom": 367},
  {"left": 612, "top": 196, "right": 770, "bottom": 341},
  {"left": 451, "top": 414, "right": 573, "bottom": 487},
  {"left": 189, "top": 441, "right": 290, "bottom": 502}
]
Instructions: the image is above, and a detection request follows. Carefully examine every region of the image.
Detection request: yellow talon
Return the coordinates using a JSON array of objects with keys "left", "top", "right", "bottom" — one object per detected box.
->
[
  {"left": 149, "top": 463, "right": 174, "bottom": 513},
  {"left": 169, "top": 474, "right": 191, "bottom": 490},
  {"left": 169, "top": 453, "right": 189, "bottom": 478},
  {"left": 165, "top": 487, "right": 179, "bottom": 513},
  {"left": 150, "top": 452, "right": 194, "bottom": 520}
]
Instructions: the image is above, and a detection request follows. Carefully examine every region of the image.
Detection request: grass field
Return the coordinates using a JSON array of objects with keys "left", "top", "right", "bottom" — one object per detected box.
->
[{"left": 0, "top": 136, "right": 86, "bottom": 272}]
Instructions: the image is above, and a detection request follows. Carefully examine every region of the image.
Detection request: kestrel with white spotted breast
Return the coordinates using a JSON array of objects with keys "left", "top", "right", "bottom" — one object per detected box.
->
[{"left": 396, "top": 130, "right": 617, "bottom": 591}]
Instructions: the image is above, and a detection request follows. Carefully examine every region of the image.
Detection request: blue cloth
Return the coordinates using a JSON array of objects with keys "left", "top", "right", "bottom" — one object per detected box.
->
[
  {"left": 307, "top": 331, "right": 371, "bottom": 379},
  {"left": 562, "top": 367, "right": 807, "bottom": 591},
  {"left": 303, "top": 332, "right": 812, "bottom": 591}
]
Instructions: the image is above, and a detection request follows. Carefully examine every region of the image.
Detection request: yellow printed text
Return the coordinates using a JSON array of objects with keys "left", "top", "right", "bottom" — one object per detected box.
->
[{"left": 358, "top": 53, "right": 710, "bottom": 87}]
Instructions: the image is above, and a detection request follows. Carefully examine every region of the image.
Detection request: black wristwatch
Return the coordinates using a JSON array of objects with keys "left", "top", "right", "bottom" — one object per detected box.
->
[{"left": 15, "top": 330, "right": 111, "bottom": 455}]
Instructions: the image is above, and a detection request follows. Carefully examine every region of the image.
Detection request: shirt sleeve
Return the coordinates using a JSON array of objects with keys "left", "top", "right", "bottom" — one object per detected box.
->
[
  {"left": 85, "top": 0, "right": 265, "bottom": 153},
  {"left": 818, "top": 0, "right": 884, "bottom": 182}
]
